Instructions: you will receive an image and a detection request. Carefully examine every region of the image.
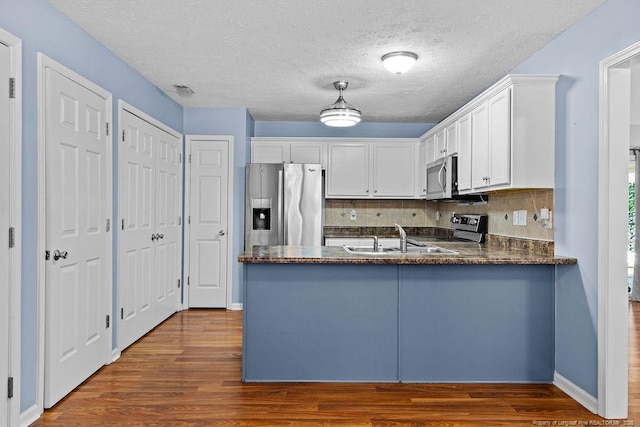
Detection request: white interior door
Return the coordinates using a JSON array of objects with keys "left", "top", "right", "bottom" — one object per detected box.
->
[
  {"left": 44, "top": 67, "right": 110, "bottom": 408},
  {"left": 0, "top": 40, "right": 10, "bottom": 426},
  {"left": 118, "top": 107, "right": 182, "bottom": 350},
  {"left": 187, "top": 138, "right": 229, "bottom": 308},
  {"left": 153, "top": 130, "right": 181, "bottom": 314},
  {"left": 119, "top": 111, "right": 156, "bottom": 349}
]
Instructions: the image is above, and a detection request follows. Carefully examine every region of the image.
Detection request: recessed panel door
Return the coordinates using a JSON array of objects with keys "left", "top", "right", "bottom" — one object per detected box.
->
[
  {"left": 0, "top": 41, "right": 10, "bottom": 425},
  {"left": 44, "top": 67, "right": 109, "bottom": 408},
  {"left": 118, "top": 111, "right": 156, "bottom": 350},
  {"left": 188, "top": 139, "right": 229, "bottom": 308},
  {"left": 154, "top": 129, "right": 182, "bottom": 314}
]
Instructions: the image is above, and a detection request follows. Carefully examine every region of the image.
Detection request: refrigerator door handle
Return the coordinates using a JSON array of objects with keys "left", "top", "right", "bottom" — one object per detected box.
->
[{"left": 278, "top": 168, "right": 286, "bottom": 245}]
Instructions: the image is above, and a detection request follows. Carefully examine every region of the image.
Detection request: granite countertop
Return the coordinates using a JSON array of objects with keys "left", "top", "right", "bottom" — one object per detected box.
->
[{"left": 238, "top": 242, "right": 577, "bottom": 265}]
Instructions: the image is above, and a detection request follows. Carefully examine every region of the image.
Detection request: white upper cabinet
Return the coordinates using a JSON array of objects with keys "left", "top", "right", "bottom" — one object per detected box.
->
[
  {"left": 252, "top": 141, "right": 290, "bottom": 163},
  {"left": 416, "top": 139, "right": 427, "bottom": 197},
  {"left": 457, "top": 112, "right": 472, "bottom": 191},
  {"left": 419, "top": 74, "right": 558, "bottom": 195},
  {"left": 434, "top": 129, "right": 447, "bottom": 161},
  {"left": 372, "top": 142, "right": 416, "bottom": 197},
  {"left": 326, "top": 140, "right": 418, "bottom": 199},
  {"left": 424, "top": 135, "right": 436, "bottom": 164},
  {"left": 327, "top": 143, "right": 370, "bottom": 197},
  {"left": 251, "top": 138, "right": 326, "bottom": 167}
]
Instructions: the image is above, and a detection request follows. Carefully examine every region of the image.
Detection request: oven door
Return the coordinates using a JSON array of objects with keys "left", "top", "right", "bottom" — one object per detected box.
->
[{"left": 425, "top": 157, "right": 453, "bottom": 200}]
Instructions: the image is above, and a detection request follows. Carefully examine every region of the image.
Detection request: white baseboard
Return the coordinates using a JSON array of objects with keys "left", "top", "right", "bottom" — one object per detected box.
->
[
  {"left": 20, "top": 403, "right": 41, "bottom": 427},
  {"left": 228, "top": 303, "right": 243, "bottom": 311},
  {"left": 554, "top": 372, "right": 598, "bottom": 414},
  {"left": 111, "top": 348, "right": 121, "bottom": 363}
]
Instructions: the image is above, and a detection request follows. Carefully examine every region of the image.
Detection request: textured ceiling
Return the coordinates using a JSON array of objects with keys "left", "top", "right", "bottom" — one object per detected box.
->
[{"left": 47, "top": 0, "right": 606, "bottom": 123}]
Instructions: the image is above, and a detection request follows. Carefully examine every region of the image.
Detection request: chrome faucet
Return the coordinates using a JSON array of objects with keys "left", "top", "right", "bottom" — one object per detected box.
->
[
  {"left": 371, "top": 235, "right": 379, "bottom": 252},
  {"left": 395, "top": 224, "right": 407, "bottom": 253}
]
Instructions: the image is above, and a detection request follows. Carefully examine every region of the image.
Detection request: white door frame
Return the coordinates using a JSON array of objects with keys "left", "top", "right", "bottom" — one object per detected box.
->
[
  {"left": 597, "top": 41, "right": 640, "bottom": 419},
  {"left": 36, "top": 54, "right": 113, "bottom": 415},
  {"left": 0, "top": 26, "right": 21, "bottom": 427},
  {"left": 183, "top": 135, "right": 234, "bottom": 309}
]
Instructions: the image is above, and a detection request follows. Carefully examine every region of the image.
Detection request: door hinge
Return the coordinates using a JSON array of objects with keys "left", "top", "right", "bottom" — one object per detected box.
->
[
  {"left": 121, "top": 219, "right": 125, "bottom": 230},
  {"left": 120, "top": 308, "right": 124, "bottom": 320},
  {"left": 189, "top": 154, "right": 191, "bottom": 163},
  {"left": 122, "top": 129, "right": 126, "bottom": 142},
  {"left": 177, "top": 279, "right": 181, "bottom": 289},
  {"left": 106, "top": 314, "right": 110, "bottom": 328},
  {"left": 9, "top": 78, "right": 15, "bottom": 99},
  {"left": 187, "top": 276, "right": 190, "bottom": 286},
  {"left": 188, "top": 216, "right": 191, "bottom": 224},
  {"left": 7, "top": 377, "right": 13, "bottom": 399},
  {"left": 8, "top": 227, "right": 15, "bottom": 248},
  {"left": 178, "top": 216, "right": 181, "bottom": 225},
  {"left": 45, "top": 250, "right": 50, "bottom": 261},
  {"left": 178, "top": 153, "right": 182, "bottom": 164},
  {"left": 106, "top": 122, "right": 110, "bottom": 136},
  {"left": 106, "top": 219, "right": 110, "bottom": 232}
]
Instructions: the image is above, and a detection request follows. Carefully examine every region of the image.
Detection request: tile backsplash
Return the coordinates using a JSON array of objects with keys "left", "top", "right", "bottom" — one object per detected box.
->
[{"left": 325, "top": 189, "right": 554, "bottom": 241}]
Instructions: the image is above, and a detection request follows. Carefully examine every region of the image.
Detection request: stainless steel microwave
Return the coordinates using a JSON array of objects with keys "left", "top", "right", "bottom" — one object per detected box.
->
[{"left": 425, "top": 156, "right": 458, "bottom": 200}]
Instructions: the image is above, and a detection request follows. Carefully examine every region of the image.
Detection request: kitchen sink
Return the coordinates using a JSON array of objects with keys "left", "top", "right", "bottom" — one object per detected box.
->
[{"left": 343, "top": 245, "right": 458, "bottom": 255}]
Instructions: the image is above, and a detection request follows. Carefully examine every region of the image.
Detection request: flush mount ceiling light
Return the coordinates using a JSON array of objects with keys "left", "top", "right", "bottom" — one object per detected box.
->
[
  {"left": 320, "top": 81, "right": 362, "bottom": 127},
  {"left": 381, "top": 51, "right": 418, "bottom": 75}
]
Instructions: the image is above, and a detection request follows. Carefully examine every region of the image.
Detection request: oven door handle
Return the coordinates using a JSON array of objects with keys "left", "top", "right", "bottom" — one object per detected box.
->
[{"left": 438, "top": 161, "right": 447, "bottom": 192}]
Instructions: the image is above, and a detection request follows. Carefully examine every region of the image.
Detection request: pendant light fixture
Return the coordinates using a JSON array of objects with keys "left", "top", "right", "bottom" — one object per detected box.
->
[
  {"left": 320, "top": 81, "right": 362, "bottom": 127},
  {"left": 381, "top": 51, "right": 418, "bottom": 75}
]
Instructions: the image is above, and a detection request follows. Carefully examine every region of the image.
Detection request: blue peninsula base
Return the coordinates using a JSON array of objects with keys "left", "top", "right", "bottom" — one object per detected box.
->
[{"left": 242, "top": 264, "right": 554, "bottom": 383}]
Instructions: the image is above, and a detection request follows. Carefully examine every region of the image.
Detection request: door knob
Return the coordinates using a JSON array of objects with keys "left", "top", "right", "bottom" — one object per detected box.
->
[
  {"left": 151, "top": 234, "right": 157, "bottom": 241},
  {"left": 53, "top": 249, "right": 68, "bottom": 261},
  {"left": 218, "top": 230, "right": 226, "bottom": 236},
  {"left": 157, "top": 233, "right": 164, "bottom": 239}
]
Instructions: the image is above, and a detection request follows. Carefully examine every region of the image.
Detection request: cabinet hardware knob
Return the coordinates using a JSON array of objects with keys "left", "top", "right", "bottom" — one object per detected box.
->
[{"left": 218, "top": 230, "right": 226, "bottom": 236}]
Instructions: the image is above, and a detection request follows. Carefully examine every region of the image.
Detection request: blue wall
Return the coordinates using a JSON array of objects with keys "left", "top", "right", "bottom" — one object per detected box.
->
[
  {"left": 0, "top": 0, "right": 184, "bottom": 411},
  {"left": 510, "top": 0, "right": 640, "bottom": 397}
]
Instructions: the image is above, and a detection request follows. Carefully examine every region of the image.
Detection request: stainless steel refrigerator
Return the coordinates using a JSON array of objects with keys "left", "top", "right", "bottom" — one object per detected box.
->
[{"left": 245, "top": 163, "right": 324, "bottom": 249}]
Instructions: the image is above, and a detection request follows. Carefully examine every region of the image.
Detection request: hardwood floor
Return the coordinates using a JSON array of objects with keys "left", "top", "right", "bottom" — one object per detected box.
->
[{"left": 32, "top": 304, "right": 640, "bottom": 426}]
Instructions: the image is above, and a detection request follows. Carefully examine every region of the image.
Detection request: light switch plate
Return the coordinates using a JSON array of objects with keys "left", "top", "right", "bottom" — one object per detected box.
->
[{"left": 350, "top": 209, "right": 357, "bottom": 221}]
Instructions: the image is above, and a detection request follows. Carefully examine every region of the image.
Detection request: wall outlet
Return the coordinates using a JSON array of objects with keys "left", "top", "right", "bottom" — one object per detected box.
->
[
  {"left": 513, "top": 211, "right": 519, "bottom": 226},
  {"left": 542, "top": 210, "right": 553, "bottom": 229},
  {"left": 350, "top": 209, "right": 357, "bottom": 221},
  {"left": 518, "top": 210, "right": 527, "bottom": 226}
]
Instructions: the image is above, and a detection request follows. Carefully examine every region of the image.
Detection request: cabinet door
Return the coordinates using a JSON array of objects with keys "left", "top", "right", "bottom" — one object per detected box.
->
[
  {"left": 457, "top": 113, "right": 472, "bottom": 191},
  {"left": 372, "top": 143, "right": 416, "bottom": 197},
  {"left": 252, "top": 142, "right": 289, "bottom": 163},
  {"left": 434, "top": 129, "right": 447, "bottom": 161},
  {"left": 290, "top": 142, "right": 325, "bottom": 167},
  {"left": 327, "top": 143, "right": 370, "bottom": 197},
  {"left": 471, "top": 102, "right": 490, "bottom": 189},
  {"left": 425, "top": 135, "right": 436, "bottom": 165},
  {"left": 445, "top": 122, "right": 458, "bottom": 155},
  {"left": 488, "top": 88, "right": 511, "bottom": 187},
  {"left": 416, "top": 140, "right": 427, "bottom": 197}
]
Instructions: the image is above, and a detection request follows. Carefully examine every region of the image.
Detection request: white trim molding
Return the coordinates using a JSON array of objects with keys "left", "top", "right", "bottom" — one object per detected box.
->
[
  {"left": 554, "top": 372, "right": 598, "bottom": 414},
  {"left": 19, "top": 404, "right": 40, "bottom": 427},
  {"left": 228, "top": 303, "right": 243, "bottom": 311},
  {"left": 596, "top": 40, "right": 640, "bottom": 419},
  {"left": 0, "top": 25, "right": 22, "bottom": 427}
]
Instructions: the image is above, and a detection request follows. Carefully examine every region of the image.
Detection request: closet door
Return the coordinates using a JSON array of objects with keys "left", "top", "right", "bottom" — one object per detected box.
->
[
  {"left": 118, "top": 108, "right": 182, "bottom": 351},
  {"left": 154, "top": 129, "right": 182, "bottom": 315}
]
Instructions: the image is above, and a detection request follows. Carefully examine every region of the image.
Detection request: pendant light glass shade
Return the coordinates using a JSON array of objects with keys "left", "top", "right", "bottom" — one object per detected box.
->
[
  {"left": 320, "top": 81, "right": 362, "bottom": 127},
  {"left": 381, "top": 51, "right": 418, "bottom": 74}
]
